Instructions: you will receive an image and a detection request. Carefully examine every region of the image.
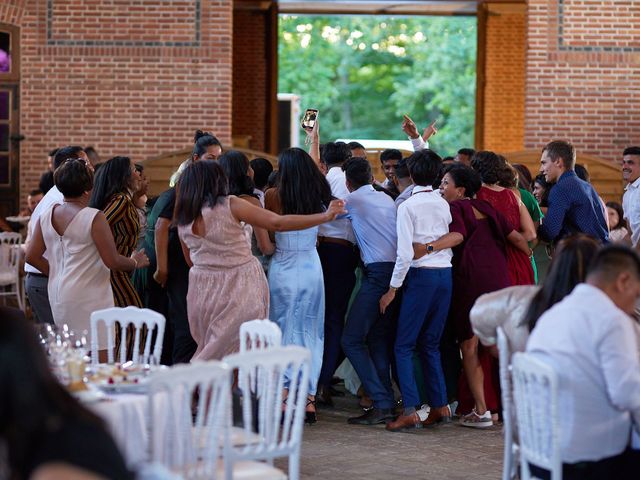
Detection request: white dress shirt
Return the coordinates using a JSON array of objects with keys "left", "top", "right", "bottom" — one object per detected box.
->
[
  {"left": 409, "top": 136, "right": 428, "bottom": 151},
  {"left": 623, "top": 177, "right": 640, "bottom": 247},
  {"left": 526, "top": 283, "right": 640, "bottom": 463},
  {"left": 390, "top": 185, "right": 452, "bottom": 288},
  {"left": 318, "top": 166, "right": 355, "bottom": 243},
  {"left": 24, "top": 185, "right": 64, "bottom": 274}
]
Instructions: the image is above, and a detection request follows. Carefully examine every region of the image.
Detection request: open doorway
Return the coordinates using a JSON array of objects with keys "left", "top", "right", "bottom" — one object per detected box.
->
[{"left": 277, "top": 14, "right": 477, "bottom": 156}]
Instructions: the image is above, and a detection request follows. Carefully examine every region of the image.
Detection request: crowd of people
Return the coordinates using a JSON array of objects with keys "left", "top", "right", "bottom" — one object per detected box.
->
[{"left": 1, "top": 115, "right": 639, "bottom": 478}]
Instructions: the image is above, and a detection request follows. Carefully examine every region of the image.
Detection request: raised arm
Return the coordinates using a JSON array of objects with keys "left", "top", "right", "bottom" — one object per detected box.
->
[
  {"left": 24, "top": 220, "right": 49, "bottom": 276},
  {"left": 307, "top": 118, "right": 321, "bottom": 168},
  {"left": 229, "top": 195, "right": 345, "bottom": 232},
  {"left": 91, "top": 212, "right": 149, "bottom": 272},
  {"left": 240, "top": 195, "right": 275, "bottom": 255}
]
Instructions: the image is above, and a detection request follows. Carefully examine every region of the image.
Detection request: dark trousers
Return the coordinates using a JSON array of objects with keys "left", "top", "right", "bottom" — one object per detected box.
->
[
  {"left": 342, "top": 262, "right": 397, "bottom": 409},
  {"left": 529, "top": 450, "right": 634, "bottom": 480},
  {"left": 317, "top": 242, "right": 358, "bottom": 387},
  {"left": 394, "top": 267, "right": 452, "bottom": 409},
  {"left": 25, "top": 273, "right": 54, "bottom": 324},
  {"left": 166, "top": 272, "right": 196, "bottom": 364}
]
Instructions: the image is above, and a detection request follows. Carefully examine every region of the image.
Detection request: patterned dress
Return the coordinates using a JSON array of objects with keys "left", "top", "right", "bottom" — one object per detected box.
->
[
  {"left": 103, "top": 193, "right": 142, "bottom": 307},
  {"left": 103, "top": 193, "right": 142, "bottom": 359}
]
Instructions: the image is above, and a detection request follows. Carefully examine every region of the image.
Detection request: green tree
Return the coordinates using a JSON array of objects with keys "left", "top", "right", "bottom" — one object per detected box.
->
[{"left": 278, "top": 15, "right": 477, "bottom": 155}]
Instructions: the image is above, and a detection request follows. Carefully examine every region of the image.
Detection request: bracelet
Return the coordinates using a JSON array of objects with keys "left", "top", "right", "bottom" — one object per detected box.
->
[{"left": 132, "top": 257, "right": 138, "bottom": 269}]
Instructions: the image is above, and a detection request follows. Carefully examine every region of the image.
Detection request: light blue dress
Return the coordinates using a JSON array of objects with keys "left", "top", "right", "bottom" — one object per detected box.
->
[{"left": 268, "top": 227, "right": 325, "bottom": 395}]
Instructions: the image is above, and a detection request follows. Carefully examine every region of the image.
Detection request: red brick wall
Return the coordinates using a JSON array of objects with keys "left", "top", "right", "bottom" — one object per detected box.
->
[
  {"left": 525, "top": 0, "right": 640, "bottom": 161},
  {"left": 1, "top": 0, "right": 233, "bottom": 202},
  {"left": 480, "top": 2, "right": 527, "bottom": 152},
  {"left": 232, "top": 5, "right": 268, "bottom": 151}
]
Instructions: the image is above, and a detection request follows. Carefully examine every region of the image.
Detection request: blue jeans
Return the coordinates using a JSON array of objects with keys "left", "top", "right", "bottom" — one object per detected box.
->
[
  {"left": 394, "top": 267, "right": 452, "bottom": 409},
  {"left": 342, "top": 262, "right": 396, "bottom": 409}
]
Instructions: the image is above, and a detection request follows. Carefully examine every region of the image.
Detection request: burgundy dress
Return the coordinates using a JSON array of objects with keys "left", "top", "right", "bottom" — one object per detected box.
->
[
  {"left": 476, "top": 186, "right": 534, "bottom": 286},
  {"left": 447, "top": 199, "right": 512, "bottom": 416}
]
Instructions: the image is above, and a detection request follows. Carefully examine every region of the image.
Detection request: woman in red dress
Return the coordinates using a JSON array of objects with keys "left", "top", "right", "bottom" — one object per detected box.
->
[
  {"left": 414, "top": 165, "right": 530, "bottom": 428},
  {"left": 471, "top": 151, "right": 536, "bottom": 286}
]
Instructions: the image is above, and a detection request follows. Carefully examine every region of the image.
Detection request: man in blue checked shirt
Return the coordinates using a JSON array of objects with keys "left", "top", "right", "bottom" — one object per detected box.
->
[{"left": 538, "top": 140, "right": 608, "bottom": 245}]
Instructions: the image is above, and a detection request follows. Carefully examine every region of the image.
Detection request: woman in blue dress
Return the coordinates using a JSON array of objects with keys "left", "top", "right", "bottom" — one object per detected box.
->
[{"left": 265, "top": 148, "right": 334, "bottom": 424}]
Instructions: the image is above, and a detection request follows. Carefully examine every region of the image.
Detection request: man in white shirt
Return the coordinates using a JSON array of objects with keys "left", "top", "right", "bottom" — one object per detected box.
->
[
  {"left": 316, "top": 142, "right": 359, "bottom": 406},
  {"left": 24, "top": 146, "right": 88, "bottom": 324},
  {"left": 379, "top": 149, "right": 454, "bottom": 431},
  {"left": 527, "top": 245, "right": 640, "bottom": 478},
  {"left": 622, "top": 146, "right": 640, "bottom": 250}
]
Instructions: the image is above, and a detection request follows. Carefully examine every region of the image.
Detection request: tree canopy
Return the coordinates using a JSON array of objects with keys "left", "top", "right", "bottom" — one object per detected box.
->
[{"left": 278, "top": 15, "right": 477, "bottom": 156}]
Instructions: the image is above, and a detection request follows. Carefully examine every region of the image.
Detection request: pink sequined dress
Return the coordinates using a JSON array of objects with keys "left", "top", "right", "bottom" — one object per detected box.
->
[{"left": 178, "top": 197, "right": 269, "bottom": 360}]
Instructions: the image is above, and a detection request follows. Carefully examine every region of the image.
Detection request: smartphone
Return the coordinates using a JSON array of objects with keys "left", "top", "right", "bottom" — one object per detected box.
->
[{"left": 301, "top": 109, "right": 318, "bottom": 130}]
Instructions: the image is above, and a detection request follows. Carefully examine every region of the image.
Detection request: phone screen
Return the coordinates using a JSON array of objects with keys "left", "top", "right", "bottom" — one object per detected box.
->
[{"left": 301, "top": 109, "right": 318, "bottom": 130}]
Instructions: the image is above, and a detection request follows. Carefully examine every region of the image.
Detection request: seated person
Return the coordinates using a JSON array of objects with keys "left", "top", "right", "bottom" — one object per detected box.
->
[{"left": 526, "top": 245, "right": 640, "bottom": 479}]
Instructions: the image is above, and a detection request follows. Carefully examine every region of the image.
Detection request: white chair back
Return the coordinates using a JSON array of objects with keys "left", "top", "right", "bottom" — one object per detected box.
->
[
  {"left": 222, "top": 346, "right": 311, "bottom": 480},
  {"left": 497, "top": 327, "right": 518, "bottom": 480},
  {"left": 0, "top": 232, "right": 24, "bottom": 310},
  {"left": 511, "top": 352, "right": 562, "bottom": 480},
  {"left": 148, "top": 361, "right": 231, "bottom": 479},
  {"left": 90, "top": 306, "right": 165, "bottom": 365},
  {"left": 239, "top": 319, "right": 282, "bottom": 353}
]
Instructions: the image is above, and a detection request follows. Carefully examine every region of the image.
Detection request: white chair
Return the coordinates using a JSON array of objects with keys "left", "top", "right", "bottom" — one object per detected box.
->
[
  {"left": 148, "top": 361, "right": 231, "bottom": 479},
  {"left": 239, "top": 319, "right": 282, "bottom": 353},
  {"left": 497, "top": 327, "right": 519, "bottom": 480},
  {"left": 0, "top": 232, "right": 24, "bottom": 310},
  {"left": 511, "top": 352, "right": 562, "bottom": 480},
  {"left": 222, "top": 346, "right": 311, "bottom": 480},
  {"left": 90, "top": 306, "right": 165, "bottom": 365}
]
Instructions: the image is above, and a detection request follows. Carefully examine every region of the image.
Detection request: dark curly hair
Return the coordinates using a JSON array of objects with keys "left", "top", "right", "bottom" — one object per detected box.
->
[
  {"left": 444, "top": 164, "right": 482, "bottom": 198},
  {"left": 470, "top": 151, "right": 506, "bottom": 185},
  {"left": 497, "top": 162, "right": 518, "bottom": 189}
]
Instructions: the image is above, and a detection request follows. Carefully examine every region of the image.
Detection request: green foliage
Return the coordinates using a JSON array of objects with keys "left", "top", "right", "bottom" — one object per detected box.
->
[{"left": 278, "top": 15, "right": 477, "bottom": 156}]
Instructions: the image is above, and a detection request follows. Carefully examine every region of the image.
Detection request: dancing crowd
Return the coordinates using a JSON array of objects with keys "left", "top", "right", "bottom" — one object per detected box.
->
[{"left": 4, "top": 115, "right": 640, "bottom": 478}]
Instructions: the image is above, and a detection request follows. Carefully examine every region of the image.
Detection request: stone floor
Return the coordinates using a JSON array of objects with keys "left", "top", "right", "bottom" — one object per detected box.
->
[{"left": 276, "top": 389, "right": 505, "bottom": 480}]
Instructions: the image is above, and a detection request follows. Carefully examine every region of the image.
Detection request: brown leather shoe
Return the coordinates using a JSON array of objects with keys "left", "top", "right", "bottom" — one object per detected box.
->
[
  {"left": 385, "top": 412, "right": 421, "bottom": 431},
  {"left": 422, "top": 405, "right": 452, "bottom": 428}
]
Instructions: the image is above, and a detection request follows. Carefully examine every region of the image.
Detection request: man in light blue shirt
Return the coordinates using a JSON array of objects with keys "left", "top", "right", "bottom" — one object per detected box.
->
[{"left": 340, "top": 157, "right": 399, "bottom": 426}]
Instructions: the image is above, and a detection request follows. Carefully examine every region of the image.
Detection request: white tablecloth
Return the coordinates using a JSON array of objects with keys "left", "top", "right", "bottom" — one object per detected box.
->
[{"left": 91, "top": 393, "right": 150, "bottom": 467}]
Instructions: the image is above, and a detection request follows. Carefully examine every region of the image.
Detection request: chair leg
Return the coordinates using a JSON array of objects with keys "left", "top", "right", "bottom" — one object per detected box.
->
[{"left": 288, "top": 452, "right": 300, "bottom": 480}]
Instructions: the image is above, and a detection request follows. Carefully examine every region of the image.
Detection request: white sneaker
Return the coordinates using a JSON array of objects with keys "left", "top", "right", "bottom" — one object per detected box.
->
[
  {"left": 459, "top": 409, "right": 493, "bottom": 428},
  {"left": 417, "top": 404, "right": 431, "bottom": 422}
]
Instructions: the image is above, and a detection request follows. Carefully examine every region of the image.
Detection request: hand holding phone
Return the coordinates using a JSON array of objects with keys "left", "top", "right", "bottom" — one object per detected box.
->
[{"left": 301, "top": 109, "right": 319, "bottom": 131}]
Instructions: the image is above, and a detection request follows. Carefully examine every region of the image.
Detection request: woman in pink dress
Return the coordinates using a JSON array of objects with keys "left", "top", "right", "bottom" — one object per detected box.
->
[
  {"left": 174, "top": 160, "right": 344, "bottom": 361},
  {"left": 471, "top": 151, "right": 536, "bottom": 286}
]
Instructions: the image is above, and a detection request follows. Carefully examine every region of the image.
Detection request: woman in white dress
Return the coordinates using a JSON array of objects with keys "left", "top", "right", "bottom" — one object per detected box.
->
[{"left": 25, "top": 158, "right": 149, "bottom": 335}]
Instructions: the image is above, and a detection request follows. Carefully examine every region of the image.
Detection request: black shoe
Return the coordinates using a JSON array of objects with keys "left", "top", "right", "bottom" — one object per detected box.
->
[
  {"left": 348, "top": 408, "right": 396, "bottom": 425},
  {"left": 316, "top": 385, "right": 334, "bottom": 408},
  {"left": 305, "top": 399, "right": 317, "bottom": 425}
]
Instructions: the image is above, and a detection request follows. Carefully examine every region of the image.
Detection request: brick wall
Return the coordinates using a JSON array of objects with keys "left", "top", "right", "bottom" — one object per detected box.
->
[
  {"left": 524, "top": 0, "right": 640, "bottom": 162},
  {"left": 479, "top": 2, "right": 527, "bottom": 152},
  {"left": 232, "top": 3, "right": 270, "bottom": 152},
  {"left": 1, "top": 0, "right": 233, "bottom": 202}
]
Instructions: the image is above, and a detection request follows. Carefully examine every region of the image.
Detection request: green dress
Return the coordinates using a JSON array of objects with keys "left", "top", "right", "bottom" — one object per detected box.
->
[{"left": 518, "top": 188, "right": 545, "bottom": 284}]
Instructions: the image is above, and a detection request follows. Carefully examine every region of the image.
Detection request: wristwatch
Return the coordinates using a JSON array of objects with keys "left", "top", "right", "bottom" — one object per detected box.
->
[{"left": 426, "top": 244, "right": 435, "bottom": 254}]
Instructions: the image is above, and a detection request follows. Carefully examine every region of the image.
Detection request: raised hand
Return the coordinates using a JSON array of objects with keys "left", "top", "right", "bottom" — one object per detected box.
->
[
  {"left": 402, "top": 114, "right": 420, "bottom": 139},
  {"left": 422, "top": 120, "right": 438, "bottom": 141}
]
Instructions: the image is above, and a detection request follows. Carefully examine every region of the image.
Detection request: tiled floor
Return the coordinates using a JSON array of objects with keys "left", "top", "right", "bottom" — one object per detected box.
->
[{"left": 276, "top": 390, "right": 505, "bottom": 479}]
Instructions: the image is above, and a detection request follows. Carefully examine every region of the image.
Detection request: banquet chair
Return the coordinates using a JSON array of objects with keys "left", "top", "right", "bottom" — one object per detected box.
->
[
  {"left": 0, "top": 232, "right": 25, "bottom": 311},
  {"left": 497, "top": 327, "right": 519, "bottom": 480},
  {"left": 90, "top": 306, "right": 165, "bottom": 365},
  {"left": 148, "top": 361, "right": 232, "bottom": 479},
  {"left": 239, "top": 319, "right": 282, "bottom": 353},
  {"left": 222, "top": 346, "right": 311, "bottom": 480},
  {"left": 512, "top": 352, "right": 562, "bottom": 480}
]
